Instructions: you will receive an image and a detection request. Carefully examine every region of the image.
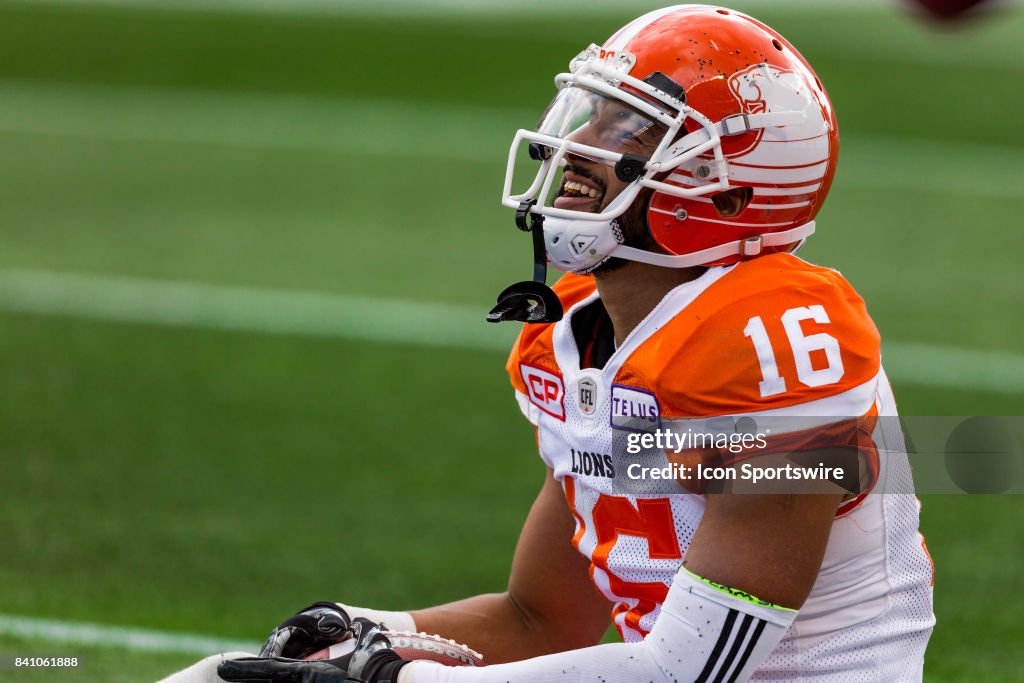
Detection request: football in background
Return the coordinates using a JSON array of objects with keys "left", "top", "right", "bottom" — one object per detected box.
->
[
  {"left": 903, "top": 0, "right": 996, "bottom": 20},
  {"left": 305, "top": 631, "right": 484, "bottom": 667}
]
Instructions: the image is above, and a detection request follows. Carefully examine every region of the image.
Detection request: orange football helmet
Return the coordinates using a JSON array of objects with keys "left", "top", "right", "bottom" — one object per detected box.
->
[{"left": 501, "top": 4, "right": 839, "bottom": 275}]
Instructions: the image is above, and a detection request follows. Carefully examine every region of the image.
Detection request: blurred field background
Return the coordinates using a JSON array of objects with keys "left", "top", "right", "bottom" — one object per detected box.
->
[{"left": 0, "top": 0, "right": 1022, "bottom": 680}]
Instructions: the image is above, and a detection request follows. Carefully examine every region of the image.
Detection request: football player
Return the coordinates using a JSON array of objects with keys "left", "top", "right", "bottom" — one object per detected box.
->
[{"left": 161, "top": 5, "right": 936, "bottom": 683}]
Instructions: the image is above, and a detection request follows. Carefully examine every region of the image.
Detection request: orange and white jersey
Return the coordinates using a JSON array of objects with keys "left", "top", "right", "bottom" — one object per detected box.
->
[{"left": 507, "top": 253, "right": 934, "bottom": 680}]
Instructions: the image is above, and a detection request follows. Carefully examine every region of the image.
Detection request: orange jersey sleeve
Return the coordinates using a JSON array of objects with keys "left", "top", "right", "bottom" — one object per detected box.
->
[
  {"left": 506, "top": 273, "right": 597, "bottom": 395},
  {"left": 621, "top": 254, "right": 881, "bottom": 418}
]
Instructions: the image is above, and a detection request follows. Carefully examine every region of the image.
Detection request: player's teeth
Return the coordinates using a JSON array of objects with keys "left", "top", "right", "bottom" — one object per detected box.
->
[{"left": 589, "top": 188, "right": 599, "bottom": 198}]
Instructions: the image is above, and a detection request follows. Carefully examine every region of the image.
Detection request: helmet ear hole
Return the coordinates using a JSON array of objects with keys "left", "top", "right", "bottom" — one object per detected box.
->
[{"left": 711, "top": 187, "right": 753, "bottom": 217}]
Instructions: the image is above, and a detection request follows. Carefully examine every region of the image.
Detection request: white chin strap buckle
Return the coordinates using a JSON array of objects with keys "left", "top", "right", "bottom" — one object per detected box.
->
[{"left": 740, "top": 236, "right": 763, "bottom": 258}]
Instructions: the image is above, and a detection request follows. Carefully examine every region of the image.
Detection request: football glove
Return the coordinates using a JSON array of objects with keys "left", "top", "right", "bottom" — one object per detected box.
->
[
  {"left": 219, "top": 618, "right": 409, "bottom": 683},
  {"left": 258, "top": 602, "right": 351, "bottom": 659}
]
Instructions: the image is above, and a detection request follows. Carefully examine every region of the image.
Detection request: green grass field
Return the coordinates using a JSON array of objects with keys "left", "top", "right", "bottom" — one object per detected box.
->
[{"left": 0, "top": 1, "right": 1022, "bottom": 680}]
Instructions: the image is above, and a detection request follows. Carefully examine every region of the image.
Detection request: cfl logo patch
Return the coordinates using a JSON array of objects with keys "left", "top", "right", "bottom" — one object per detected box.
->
[
  {"left": 520, "top": 363, "right": 565, "bottom": 421},
  {"left": 576, "top": 369, "right": 603, "bottom": 417},
  {"left": 578, "top": 377, "right": 597, "bottom": 415}
]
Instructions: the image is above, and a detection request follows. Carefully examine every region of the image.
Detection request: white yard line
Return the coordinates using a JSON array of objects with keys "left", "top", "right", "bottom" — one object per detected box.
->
[
  {"left": 881, "top": 343, "right": 1024, "bottom": 396},
  {"left": 0, "top": 268, "right": 519, "bottom": 353},
  {"left": 0, "top": 78, "right": 516, "bottom": 164},
  {"left": 0, "top": 613, "right": 257, "bottom": 656},
  {"left": 0, "top": 268, "right": 1021, "bottom": 394},
  {"left": 0, "top": 78, "right": 1021, "bottom": 197}
]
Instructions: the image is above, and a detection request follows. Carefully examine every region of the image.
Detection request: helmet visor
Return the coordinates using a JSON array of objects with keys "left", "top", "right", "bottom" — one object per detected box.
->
[
  {"left": 536, "top": 83, "right": 671, "bottom": 160},
  {"left": 502, "top": 84, "right": 681, "bottom": 224},
  {"left": 535, "top": 85, "right": 670, "bottom": 160}
]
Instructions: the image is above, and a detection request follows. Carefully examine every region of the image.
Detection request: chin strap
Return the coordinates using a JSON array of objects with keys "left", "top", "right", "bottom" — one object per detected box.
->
[
  {"left": 487, "top": 200, "right": 564, "bottom": 324},
  {"left": 612, "top": 220, "right": 816, "bottom": 268}
]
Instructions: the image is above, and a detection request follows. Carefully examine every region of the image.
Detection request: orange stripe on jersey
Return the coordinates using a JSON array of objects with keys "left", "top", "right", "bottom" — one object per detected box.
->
[
  {"left": 920, "top": 535, "right": 936, "bottom": 587},
  {"left": 590, "top": 496, "right": 679, "bottom": 638},
  {"left": 506, "top": 273, "right": 596, "bottom": 395},
  {"left": 562, "top": 476, "right": 588, "bottom": 550},
  {"left": 622, "top": 254, "right": 881, "bottom": 418},
  {"left": 565, "top": 480, "right": 682, "bottom": 639},
  {"left": 916, "top": 496, "right": 936, "bottom": 587}
]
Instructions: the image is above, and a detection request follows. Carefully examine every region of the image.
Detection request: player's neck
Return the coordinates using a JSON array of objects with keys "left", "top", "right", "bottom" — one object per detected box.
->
[{"left": 594, "top": 262, "right": 706, "bottom": 346}]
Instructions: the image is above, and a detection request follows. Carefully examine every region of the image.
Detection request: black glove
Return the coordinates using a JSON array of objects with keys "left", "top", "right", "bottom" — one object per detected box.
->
[
  {"left": 219, "top": 618, "right": 409, "bottom": 683},
  {"left": 259, "top": 602, "right": 352, "bottom": 659}
]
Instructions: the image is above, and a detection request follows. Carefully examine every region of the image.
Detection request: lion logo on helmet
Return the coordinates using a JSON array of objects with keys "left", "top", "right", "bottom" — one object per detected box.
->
[{"left": 725, "top": 63, "right": 820, "bottom": 158}]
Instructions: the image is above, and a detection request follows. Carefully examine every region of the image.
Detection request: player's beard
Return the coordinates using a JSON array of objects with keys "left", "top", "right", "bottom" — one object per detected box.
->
[{"left": 590, "top": 188, "right": 661, "bottom": 276}]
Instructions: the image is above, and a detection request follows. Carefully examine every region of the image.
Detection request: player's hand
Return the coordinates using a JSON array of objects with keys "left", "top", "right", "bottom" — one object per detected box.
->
[
  {"left": 219, "top": 618, "right": 409, "bottom": 683},
  {"left": 258, "top": 602, "right": 351, "bottom": 659}
]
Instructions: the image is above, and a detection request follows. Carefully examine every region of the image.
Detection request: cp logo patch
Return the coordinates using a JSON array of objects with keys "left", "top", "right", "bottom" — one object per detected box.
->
[{"left": 520, "top": 363, "right": 565, "bottom": 421}]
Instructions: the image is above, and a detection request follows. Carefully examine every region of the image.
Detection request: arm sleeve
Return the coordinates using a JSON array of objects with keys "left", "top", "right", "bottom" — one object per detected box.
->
[{"left": 399, "top": 569, "right": 796, "bottom": 683}]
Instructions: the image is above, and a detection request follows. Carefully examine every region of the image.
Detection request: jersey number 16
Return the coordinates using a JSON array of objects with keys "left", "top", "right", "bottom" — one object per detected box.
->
[{"left": 743, "top": 305, "right": 845, "bottom": 398}]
